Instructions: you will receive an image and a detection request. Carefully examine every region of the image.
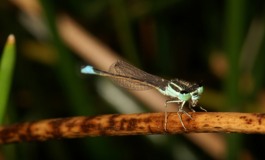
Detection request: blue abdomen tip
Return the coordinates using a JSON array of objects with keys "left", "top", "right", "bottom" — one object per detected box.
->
[{"left": 81, "top": 66, "right": 96, "bottom": 74}]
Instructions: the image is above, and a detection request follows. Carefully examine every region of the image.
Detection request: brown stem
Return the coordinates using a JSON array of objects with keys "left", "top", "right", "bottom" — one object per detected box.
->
[{"left": 0, "top": 112, "right": 264, "bottom": 144}]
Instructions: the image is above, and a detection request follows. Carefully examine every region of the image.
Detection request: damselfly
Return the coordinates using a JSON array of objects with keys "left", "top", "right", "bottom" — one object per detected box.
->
[{"left": 81, "top": 60, "right": 206, "bottom": 130}]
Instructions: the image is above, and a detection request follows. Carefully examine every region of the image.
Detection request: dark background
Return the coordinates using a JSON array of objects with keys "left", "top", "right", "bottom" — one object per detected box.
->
[{"left": 1, "top": 0, "right": 265, "bottom": 159}]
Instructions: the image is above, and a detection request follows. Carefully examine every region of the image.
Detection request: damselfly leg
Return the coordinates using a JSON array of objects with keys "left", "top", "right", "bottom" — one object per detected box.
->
[
  {"left": 200, "top": 106, "right": 207, "bottom": 112},
  {"left": 188, "top": 103, "right": 196, "bottom": 112},
  {"left": 164, "top": 100, "right": 193, "bottom": 131}
]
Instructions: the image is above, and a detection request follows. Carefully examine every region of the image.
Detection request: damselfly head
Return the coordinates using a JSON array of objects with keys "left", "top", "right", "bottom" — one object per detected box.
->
[
  {"left": 197, "top": 86, "right": 204, "bottom": 94},
  {"left": 190, "top": 86, "right": 203, "bottom": 106}
]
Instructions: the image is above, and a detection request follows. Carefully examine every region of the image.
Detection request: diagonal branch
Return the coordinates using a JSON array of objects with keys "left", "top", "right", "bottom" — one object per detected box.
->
[{"left": 0, "top": 112, "right": 264, "bottom": 144}]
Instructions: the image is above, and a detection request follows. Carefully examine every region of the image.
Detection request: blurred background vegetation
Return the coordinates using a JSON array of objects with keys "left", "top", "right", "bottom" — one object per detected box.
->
[{"left": 1, "top": 0, "right": 265, "bottom": 159}]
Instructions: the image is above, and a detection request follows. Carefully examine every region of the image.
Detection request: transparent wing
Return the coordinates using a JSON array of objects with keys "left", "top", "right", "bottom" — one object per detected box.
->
[{"left": 108, "top": 60, "right": 169, "bottom": 90}]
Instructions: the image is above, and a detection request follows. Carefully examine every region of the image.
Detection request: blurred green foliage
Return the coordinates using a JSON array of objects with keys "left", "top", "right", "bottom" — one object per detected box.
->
[
  {"left": 0, "top": 35, "right": 16, "bottom": 124},
  {"left": 1, "top": 0, "right": 265, "bottom": 159}
]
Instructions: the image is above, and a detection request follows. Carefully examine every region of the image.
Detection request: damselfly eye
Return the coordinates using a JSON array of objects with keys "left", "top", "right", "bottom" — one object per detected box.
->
[{"left": 197, "top": 86, "right": 203, "bottom": 95}]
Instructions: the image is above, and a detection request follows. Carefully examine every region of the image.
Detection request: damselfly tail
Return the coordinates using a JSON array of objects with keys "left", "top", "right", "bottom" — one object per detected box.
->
[
  {"left": 81, "top": 65, "right": 119, "bottom": 77},
  {"left": 81, "top": 66, "right": 101, "bottom": 75}
]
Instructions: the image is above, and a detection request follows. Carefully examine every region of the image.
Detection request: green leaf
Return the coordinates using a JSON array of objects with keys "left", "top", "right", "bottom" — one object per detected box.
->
[{"left": 0, "top": 34, "right": 16, "bottom": 124}]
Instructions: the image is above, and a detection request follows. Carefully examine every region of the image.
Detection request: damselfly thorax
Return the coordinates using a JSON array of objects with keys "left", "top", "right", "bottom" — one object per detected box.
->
[{"left": 81, "top": 60, "right": 206, "bottom": 130}]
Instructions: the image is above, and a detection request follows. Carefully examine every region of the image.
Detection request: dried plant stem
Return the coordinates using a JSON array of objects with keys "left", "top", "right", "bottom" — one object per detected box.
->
[{"left": 0, "top": 112, "right": 264, "bottom": 144}]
